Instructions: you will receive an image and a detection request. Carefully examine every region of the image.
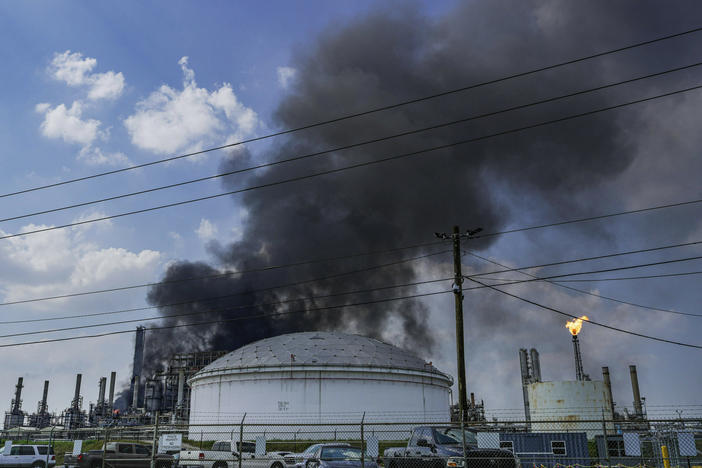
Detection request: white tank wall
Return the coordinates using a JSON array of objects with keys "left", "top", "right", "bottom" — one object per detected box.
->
[
  {"left": 188, "top": 366, "right": 451, "bottom": 440},
  {"left": 528, "top": 380, "right": 614, "bottom": 437}
]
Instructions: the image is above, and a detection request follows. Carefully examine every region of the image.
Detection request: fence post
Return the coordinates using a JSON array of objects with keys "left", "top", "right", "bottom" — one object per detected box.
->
[
  {"left": 601, "top": 409, "right": 610, "bottom": 468},
  {"left": 661, "top": 445, "right": 671, "bottom": 468},
  {"left": 460, "top": 409, "right": 467, "bottom": 467},
  {"left": 46, "top": 426, "right": 55, "bottom": 468},
  {"left": 151, "top": 411, "right": 160, "bottom": 468},
  {"left": 101, "top": 428, "right": 109, "bottom": 468},
  {"left": 360, "top": 412, "right": 366, "bottom": 468},
  {"left": 239, "top": 413, "right": 247, "bottom": 468}
]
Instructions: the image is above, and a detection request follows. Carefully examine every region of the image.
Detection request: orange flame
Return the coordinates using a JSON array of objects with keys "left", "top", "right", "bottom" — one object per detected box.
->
[{"left": 565, "top": 315, "right": 589, "bottom": 335}]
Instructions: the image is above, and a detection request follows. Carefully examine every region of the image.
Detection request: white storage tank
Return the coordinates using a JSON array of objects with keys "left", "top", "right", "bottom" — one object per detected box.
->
[
  {"left": 188, "top": 332, "right": 452, "bottom": 439},
  {"left": 528, "top": 380, "right": 614, "bottom": 437}
]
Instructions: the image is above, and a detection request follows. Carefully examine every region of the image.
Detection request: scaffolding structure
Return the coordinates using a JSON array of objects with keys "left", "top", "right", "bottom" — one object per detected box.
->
[
  {"left": 151, "top": 350, "right": 227, "bottom": 423},
  {"left": 3, "top": 377, "right": 26, "bottom": 429}
]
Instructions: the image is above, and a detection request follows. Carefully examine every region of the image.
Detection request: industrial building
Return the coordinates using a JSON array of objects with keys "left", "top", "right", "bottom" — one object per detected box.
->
[
  {"left": 519, "top": 318, "right": 648, "bottom": 437},
  {"left": 187, "top": 331, "right": 453, "bottom": 435},
  {"left": 144, "top": 350, "right": 227, "bottom": 422}
]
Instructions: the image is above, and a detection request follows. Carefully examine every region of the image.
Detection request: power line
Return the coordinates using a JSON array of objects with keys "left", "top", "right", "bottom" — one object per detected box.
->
[
  {"left": 0, "top": 275, "right": 452, "bottom": 339},
  {"left": 5, "top": 60, "right": 702, "bottom": 225},
  {"left": 464, "top": 250, "right": 702, "bottom": 318},
  {"left": 4, "top": 26, "right": 701, "bottom": 200},
  {"left": 0, "top": 245, "right": 448, "bottom": 307},
  {"left": 464, "top": 254, "right": 702, "bottom": 286},
  {"left": 473, "top": 200, "right": 702, "bottom": 240},
  {"left": 464, "top": 276, "right": 702, "bottom": 349},
  {"left": 4, "top": 248, "right": 700, "bottom": 327},
  {"left": 0, "top": 289, "right": 454, "bottom": 348},
  {"left": 3, "top": 222, "right": 700, "bottom": 311},
  {"left": 4, "top": 82, "right": 702, "bottom": 242},
  {"left": 554, "top": 270, "right": 702, "bottom": 282},
  {"left": 3, "top": 273, "right": 700, "bottom": 349},
  {"left": 469, "top": 239, "right": 702, "bottom": 278}
]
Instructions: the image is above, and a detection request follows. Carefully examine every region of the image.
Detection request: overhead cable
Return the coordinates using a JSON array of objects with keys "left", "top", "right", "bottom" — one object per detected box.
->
[
  {"left": 0, "top": 289, "right": 453, "bottom": 348},
  {"left": 3, "top": 248, "right": 701, "bottom": 326},
  {"left": 0, "top": 245, "right": 448, "bottom": 308},
  {"left": 465, "top": 250, "right": 702, "bottom": 318},
  {"left": 4, "top": 83, "right": 702, "bottom": 242},
  {"left": 465, "top": 276, "right": 702, "bottom": 349},
  {"left": 3, "top": 228, "right": 701, "bottom": 310},
  {"left": 5, "top": 60, "right": 702, "bottom": 225},
  {"left": 469, "top": 239, "right": 702, "bottom": 278},
  {"left": 463, "top": 254, "right": 702, "bottom": 286},
  {"left": 554, "top": 270, "right": 702, "bottom": 282},
  {"left": 4, "top": 25, "right": 701, "bottom": 199},
  {"left": 3, "top": 277, "right": 700, "bottom": 349},
  {"left": 0, "top": 275, "right": 452, "bottom": 338}
]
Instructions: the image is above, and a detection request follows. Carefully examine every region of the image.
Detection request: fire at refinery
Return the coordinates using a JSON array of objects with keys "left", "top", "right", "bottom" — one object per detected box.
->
[{"left": 565, "top": 315, "right": 589, "bottom": 336}]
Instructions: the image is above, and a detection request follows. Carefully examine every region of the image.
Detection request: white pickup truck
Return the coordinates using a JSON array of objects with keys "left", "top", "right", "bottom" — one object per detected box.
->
[{"left": 179, "top": 441, "right": 289, "bottom": 468}]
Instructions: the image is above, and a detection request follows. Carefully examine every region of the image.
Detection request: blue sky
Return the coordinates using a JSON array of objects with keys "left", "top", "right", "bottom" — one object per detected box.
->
[
  {"left": 0, "top": 0, "right": 458, "bottom": 420},
  {"left": 0, "top": 0, "right": 700, "bottom": 423}
]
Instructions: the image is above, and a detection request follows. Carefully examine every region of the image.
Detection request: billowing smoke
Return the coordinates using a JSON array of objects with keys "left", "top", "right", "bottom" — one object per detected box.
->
[{"left": 142, "top": 1, "right": 702, "bottom": 378}]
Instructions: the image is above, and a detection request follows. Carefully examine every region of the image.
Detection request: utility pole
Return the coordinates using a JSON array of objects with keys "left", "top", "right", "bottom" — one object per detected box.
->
[{"left": 435, "top": 225, "right": 482, "bottom": 422}]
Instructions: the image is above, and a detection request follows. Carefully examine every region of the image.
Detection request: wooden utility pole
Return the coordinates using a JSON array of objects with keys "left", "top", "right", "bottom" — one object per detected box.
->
[
  {"left": 452, "top": 226, "right": 468, "bottom": 421},
  {"left": 436, "top": 225, "right": 481, "bottom": 422}
]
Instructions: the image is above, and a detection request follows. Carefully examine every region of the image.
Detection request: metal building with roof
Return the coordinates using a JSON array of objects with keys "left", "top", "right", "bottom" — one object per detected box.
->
[{"left": 187, "top": 332, "right": 452, "bottom": 432}]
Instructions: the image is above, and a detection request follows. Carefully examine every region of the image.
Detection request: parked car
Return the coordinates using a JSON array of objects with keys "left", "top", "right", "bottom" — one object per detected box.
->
[
  {"left": 384, "top": 426, "right": 517, "bottom": 468},
  {"left": 304, "top": 445, "right": 377, "bottom": 468},
  {"left": 64, "top": 442, "right": 173, "bottom": 468},
  {"left": 0, "top": 445, "right": 56, "bottom": 468},
  {"left": 283, "top": 444, "right": 351, "bottom": 468}
]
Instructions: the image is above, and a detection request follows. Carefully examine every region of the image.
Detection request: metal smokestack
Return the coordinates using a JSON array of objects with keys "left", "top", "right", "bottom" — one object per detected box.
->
[
  {"left": 572, "top": 335, "right": 586, "bottom": 381},
  {"left": 11, "top": 377, "right": 24, "bottom": 413},
  {"left": 519, "top": 349, "right": 531, "bottom": 422},
  {"left": 602, "top": 367, "right": 615, "bottom": 417},
  {"left": 530, "top": 348, "right": 541, "bottom": 382},
  {"left": 130, "top": 326, "right": 145, "bottom": 409},
  {"left": 132, "top": 376, "right": 140, "bottom": 410},
  {"left": 40, "top": 380, "right": 49, "bottom": 414},
  {"left": 73, "top": 374, "right": 82, "bottom": 410},
  {"left": 176, "top": 370, "right": 185, "bottom": 407},
  {"left": 97, "top": 377, "right": 107, "bottom": 406},
  {"left": 108, "top": 372, "right": 116, "bottom": 408},
  {"left": 629, "top": 365, "right": 643, "bottom": 416},
  {"left": 566, "top": 316, "right": 589, "bottom": 381}
]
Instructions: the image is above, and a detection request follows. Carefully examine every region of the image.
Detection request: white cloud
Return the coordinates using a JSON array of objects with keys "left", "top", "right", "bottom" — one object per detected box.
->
[
  {"left": 78, "top": 146, "right": 131, "bottom": 167},
  {"left": 35, "top": 101, "right": 130, "bottom": 167},
  {"left": 124, "top": 56, "right": 260, "bottom": 155},
  {"left": 87, "top": 70, "right": 126, "bottom": 101},
  {"left": 51, "top": 51, "right": 96, "bottom": 86},
  {"left": 0, "top": 220, "right": 162, "bottom": 303},
  {"left": 38, "top": 51, "right": 128, "bottom": 166},
  {"left": 50, "top": 51, "right": 125, "bottom": 101},
  {"left": 70, "top": 248, "right": 161, "bottom": 287},
  {"left": 36, "top": 101, "right": 102, "bottom": 146},
  {"left": 196, "top": 218, "right": 218, "bottom": 241},
  {"left": 276, "top": 66, "right": 297, "bottom": 89}
]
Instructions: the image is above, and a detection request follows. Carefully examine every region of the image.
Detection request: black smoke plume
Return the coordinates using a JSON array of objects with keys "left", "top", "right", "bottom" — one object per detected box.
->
[{"left": 142, "top": 1, "right": 702, "bottom": 378}]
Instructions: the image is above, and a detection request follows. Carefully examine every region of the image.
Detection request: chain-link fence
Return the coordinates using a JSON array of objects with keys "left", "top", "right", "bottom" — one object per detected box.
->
[{"left": 0, "top": 418, "right": 700, "bottom": 468}]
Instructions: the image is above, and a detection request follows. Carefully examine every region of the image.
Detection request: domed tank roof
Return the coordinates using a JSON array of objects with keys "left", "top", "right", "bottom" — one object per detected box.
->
[{"left": 195, "top": 331, "right": 448, "bottom": 376}]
